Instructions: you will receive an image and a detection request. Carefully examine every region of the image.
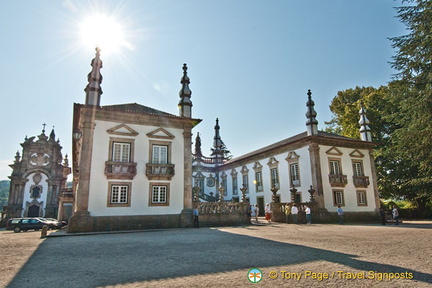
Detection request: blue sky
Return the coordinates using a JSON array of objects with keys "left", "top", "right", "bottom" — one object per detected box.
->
[{"left": 0, "top": 0, "right": 406, "bottom": 180}]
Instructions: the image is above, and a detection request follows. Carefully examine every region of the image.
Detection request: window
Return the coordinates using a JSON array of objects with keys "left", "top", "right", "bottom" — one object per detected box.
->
[
  {"left": 329, "top": 160, "right": 341, "bottom": 175},
  {"left": 352, "top": 162, "right": 364, "bottom": 176},
  {"left": 112, "top": 142, "right": 130, "bottom": 162},
  {"left": 293, "top": 192, "right": 302, "bottom": 203},
  {"left": 106, "top": 138, "right": 137, "bottom": 180},
  {"left": 152, "top": 186, "right": 167, "bottom": 203},
  {"left": 333, "top": 190, "right": 345, "bottom": 206},
  {"left": 149, "top": 183, "right": 170, "bottom": 206},
  {"left": 222, "top": 177, "right": 228, "bottom": 196},
  {"left": 357, "top": 190, "right": 367, "bottom": 206},
  {"left": 242, "top": 174, "right": 249, "bottom": 192},
  {"left": 146, "top": 141, "right": 174, "bottom": 180},
  {"left": 255, "top": 171, "right": 263, "bottom": 192},
  {"left": 290, "top": 163, "right": 300, "bottom": 185},
  {"left": 232, "top": 177, "right": 238, "bottom": 195},
  {"left": 270, "top": 168, "right": 279, "bottom": 188},
  {"left": 196, "top": 178, "right": 204, "bottom": 193},
  {"left": 107, "top": 182, "right": 131, "bottom": 207},
  {"left": 108, "top": 138, "right": 134, "bottom": 163},
  {"left": 30, "top": 186, "right": 42, "bottom": 198},
  {"left": 152, "top": 145, "right": 168, "bottom": 164}
]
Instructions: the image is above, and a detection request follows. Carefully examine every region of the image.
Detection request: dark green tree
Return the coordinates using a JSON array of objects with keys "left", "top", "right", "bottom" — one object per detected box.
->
[
  {"left": 388, "top": 0, "right": 432, "bottom": 210},
  {"left": 326, "top": 0, "right": 432, "bottom": 213},
  {"left": 0, "top": 180, "right": 10, "bottom": 208}
]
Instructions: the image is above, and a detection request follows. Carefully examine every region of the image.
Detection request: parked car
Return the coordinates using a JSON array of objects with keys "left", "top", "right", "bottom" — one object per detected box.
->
[
  {"left": 36, "top": 218, "right": 67, "bottom": 229},
  {"left": 6, "top": 218, "right": 51, "bottom": 233}
]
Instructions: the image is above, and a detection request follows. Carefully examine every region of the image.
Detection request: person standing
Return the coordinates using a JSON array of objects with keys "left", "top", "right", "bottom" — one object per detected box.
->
[
  {"left": 392, "top": 205, "right": 399, "bottom": 225},
  {"left": 254, "top": 205, "right": 259, "bottom": 222},
  {"left": 284, "top": 204, "right": 291, "bottom": 223},
  {"left": 265, "top": 203, "right": 272, "bottom": 223},
  {"left": 305, "top": 205, "right": 311, "bottom": 224},
  {"left": 193, "top": 206, "right": 199, "bottom": 228},
  {"left": 291, "top": 204, "right": 298, "bottom": 224},
  {"left": 337, "top": 205, "right": 344, "bottom": 224}
]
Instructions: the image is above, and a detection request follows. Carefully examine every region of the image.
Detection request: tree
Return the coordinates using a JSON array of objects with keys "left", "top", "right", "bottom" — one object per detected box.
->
[
  {"left": 387, "top": 0, "right": 432, "bottom": 210},
  {"left": 325, "top": 86, "right": 394, "bottom": 143},
  {"left": 0, "top": 180, "right": 10, "bottom": 208},
  {"left": 210, "top": 140, "right": 232, "bottom": 160},
  {"left": 325, "top": 0, "right": 432, "bottom": 214}
]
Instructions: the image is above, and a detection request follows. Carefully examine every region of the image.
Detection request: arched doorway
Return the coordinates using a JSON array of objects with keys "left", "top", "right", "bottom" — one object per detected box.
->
[{"left": 28, "top": 205, "right": 40, "bottom": 217}]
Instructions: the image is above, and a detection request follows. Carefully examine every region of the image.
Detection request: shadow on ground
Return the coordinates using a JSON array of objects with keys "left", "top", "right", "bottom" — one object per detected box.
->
[{"left": 7, "top": 226, "right": 432, "bottom": 287}]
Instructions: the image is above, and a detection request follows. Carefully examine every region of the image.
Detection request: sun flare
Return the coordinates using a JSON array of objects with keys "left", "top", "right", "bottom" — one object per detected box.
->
[{"left": 79, "top": 14, "right": 130, "bottom": 54}]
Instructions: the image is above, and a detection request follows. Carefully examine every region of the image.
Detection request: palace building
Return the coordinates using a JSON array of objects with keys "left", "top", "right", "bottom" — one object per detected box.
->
[
  {"left": 13, "top": 47, "right": 379, "bottom": 231},
  {"left": 67, "top": 48, "right": 201, "bottom": 232},
  {"left": 193, "top": 91, "right": 379, "bottom": 222}
]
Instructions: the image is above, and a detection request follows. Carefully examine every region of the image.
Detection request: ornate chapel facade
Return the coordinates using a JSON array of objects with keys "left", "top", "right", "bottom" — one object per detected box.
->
[{"left": 7, "top": 128, "right": 71, "bottom": 219}]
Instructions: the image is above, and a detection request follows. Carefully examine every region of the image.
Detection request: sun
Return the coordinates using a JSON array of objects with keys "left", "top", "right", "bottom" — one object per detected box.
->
[{"left": 79, "top": 14, "right": 130, "bottom": 54}]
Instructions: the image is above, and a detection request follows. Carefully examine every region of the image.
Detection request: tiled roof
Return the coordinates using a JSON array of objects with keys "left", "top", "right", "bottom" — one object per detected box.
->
[
  {"left": 225, "top": 130, "right": 370, "bottom": 164},
  {"left": 101, "top": 103, "right": 179, "bottom": 118}
]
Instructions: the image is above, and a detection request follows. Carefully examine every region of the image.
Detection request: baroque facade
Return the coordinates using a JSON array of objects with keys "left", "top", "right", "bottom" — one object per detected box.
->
[
  {"left": 7, "top": 127, "right": 71, "bottom": 219},
  {"left": 68, "top": 48, "right": 201, "bottom": 232},
  {"left": 193, "top": 90, "right": 379, "bottom": 222}
]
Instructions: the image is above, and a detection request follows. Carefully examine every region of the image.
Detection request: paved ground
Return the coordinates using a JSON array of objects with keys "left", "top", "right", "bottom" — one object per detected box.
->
[{"left": 1, "top": 219, "right": 431, "bottom": 288}]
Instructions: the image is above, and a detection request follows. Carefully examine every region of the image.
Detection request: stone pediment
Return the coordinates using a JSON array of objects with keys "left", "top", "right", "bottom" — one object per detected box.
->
[
  {"left": 107, "top": 124, "right": 139, "bottom": 136},
  {"left": 286, "top": 151, "right": 300, "bottom": 163},
  {"left": 325, "top": 146, "right": 343, "bottom": 156},
  {"left": 146, "top": 128, "right": 175, "bottom": 140},
  {"left": 349, "top": 149, "right": 365, "bottom": 158}
]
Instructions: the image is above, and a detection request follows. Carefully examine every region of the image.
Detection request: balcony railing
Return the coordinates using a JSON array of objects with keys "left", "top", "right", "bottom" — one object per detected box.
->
[
  {"left": 145, "top": 163, "right": 175, "bottom": 180},
  {"left": 353, "top": 175, "right": 370, "bottom": 188},
  {"left": 329, "top": 174, "right": 348, "bottom": 187},
  {"left": 105, "top": 161, "right": 137, "bottom": 180}
]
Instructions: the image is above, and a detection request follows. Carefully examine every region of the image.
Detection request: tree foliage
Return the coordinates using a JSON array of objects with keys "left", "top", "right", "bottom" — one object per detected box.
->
[
  {"left": 325, "top": 0, "right": 432, "bottom": 212},
  {"left": 0, "top": 180, "right": 10, "bottom": 208}
]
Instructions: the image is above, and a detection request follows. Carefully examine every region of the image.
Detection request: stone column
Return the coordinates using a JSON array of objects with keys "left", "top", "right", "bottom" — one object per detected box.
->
[
  {"left": 180, "top": 127, "right": 193, "bottom": 227},
  {"left": 68, "top": 106, "right": 96, "bottom": 232},
  {"left": 308, "top": 143, "right": 324, "bottom": 208},
  {"left": 369, "top": 149, "right": 381, "bottom": 211}
]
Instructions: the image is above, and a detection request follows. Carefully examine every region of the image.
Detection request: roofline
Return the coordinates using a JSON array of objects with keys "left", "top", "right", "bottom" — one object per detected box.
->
[{"left": 222, "top": 131, "right": 377, "bottom": 168}]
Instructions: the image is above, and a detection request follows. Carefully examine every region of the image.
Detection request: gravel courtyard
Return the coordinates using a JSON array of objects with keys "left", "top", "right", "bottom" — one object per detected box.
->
[{"left": 1, "top": 220, "right": 431, "bottom": 288}]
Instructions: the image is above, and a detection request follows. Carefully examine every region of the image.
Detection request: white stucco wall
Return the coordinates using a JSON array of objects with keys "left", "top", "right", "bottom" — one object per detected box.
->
[
  {"left": 319, "top": 145, "right": 377, "bottom": 212},
  {"left": 88, "top": 120, "right": 185, "bottom": 216},
  {"left": 216, "top": 146, "right": 314, "bottom": 206},
  {"left": 23, "top": 172, "right": 49, "bottom": 217},
  {"left": 197, "top": 143, "right": 378, "bottom": 214}
]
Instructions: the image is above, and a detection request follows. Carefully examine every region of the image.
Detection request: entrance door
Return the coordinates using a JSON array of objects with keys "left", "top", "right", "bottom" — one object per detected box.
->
[
  {"left": 28, "top": 205, "right": 40, "bottom": 217},
  {"left": 257, "top": 197, "right": 265, "bottom": 216}
]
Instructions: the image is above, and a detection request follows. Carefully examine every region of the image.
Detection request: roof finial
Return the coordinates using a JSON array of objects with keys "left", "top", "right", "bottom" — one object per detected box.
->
[
  {"left": 178, "top": 63, "right": 192, "bottom": 118},
  {"left": 84, "top": 46, "right": 103, "bottom": 106},
  {"left": 194, "top": 132, "right": 202, "bottom": 158},
  {"left": 306, "top": 89, "right": 318, "bottom": 136},
  {"left": 359, "top": 102, "right": 372, "bottom": 142}
]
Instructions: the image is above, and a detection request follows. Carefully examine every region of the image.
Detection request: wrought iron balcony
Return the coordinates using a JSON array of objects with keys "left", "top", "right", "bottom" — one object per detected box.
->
[
  {"left": 145, "top": 163, "right": 175, "bottom": 180},
  {"left": 329, "top": 174, "right": 348, "bottom": 187},
  {"left": 353, "top": 175, "right": 370, "bottom": 188},
  {"left": 105, "top": 161, "right": 137, "bottom": 180}
]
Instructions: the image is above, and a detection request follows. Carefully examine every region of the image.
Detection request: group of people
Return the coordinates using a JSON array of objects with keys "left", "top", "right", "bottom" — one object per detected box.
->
[
  {"left": 380, "top": 205, "right": 400, "bottom": 225},
  {"left": 284, "top": 204, "right": 312, "bottom": 224},
  {"left": 202, "top": 203, "right": 401, "bottom": 227},
  {"left": 259, "top": 203, "right": 312, "bottom": 224}
]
